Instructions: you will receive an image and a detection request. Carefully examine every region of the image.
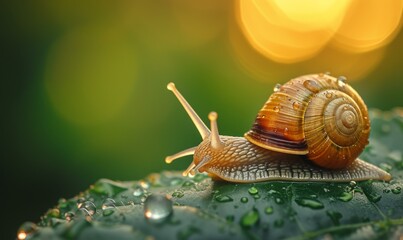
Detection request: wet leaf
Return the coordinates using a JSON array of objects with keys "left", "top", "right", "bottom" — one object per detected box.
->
[{"left": 21, "top": 109, "right": 403, "bottom": 239}]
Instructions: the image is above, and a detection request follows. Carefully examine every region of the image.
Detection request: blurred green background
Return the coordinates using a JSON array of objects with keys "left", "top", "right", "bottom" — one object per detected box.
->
[{"left": 2, "top": 1, "right": 403, "bottom": 238}]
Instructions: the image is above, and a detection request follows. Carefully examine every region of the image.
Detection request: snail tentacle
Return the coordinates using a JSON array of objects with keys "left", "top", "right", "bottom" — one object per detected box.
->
[{"left": 167, "top": 82, "right": 210, "bottom": 139}]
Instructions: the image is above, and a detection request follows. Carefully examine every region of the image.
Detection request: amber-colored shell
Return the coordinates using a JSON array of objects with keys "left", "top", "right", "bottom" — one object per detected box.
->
[{"left": 244, "top": 74, "right": 370, "bottom": 169}]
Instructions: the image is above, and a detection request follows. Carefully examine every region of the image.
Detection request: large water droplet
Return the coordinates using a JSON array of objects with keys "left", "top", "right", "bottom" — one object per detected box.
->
[
  {"left": 273, "top": 83, "right": 282, "bottom": 92},
  {"left": 295, "top": 198, "right": 324, "bottom": 209},
  {"left": 303, "top": 79, "right": 320, "bottom": 93},
  {"left": 241, "top": 197, "right": 248, "bottom": 203},
  {"left": 79, "top": 201, "right": 96, "bottom": 216},
  {"left": 326, "top": 92, "right": 333, "bottom": 99},
  {"left": 283, "top": 128, "right": 289, "bottom": 136},
  {"left": 248, "top": 187, "right": 258, "bottom": 195},
  {"left": 273, "top": 106, "right": 280, "bottom": 113},
  {"left": 102, "top": 198, "right": 116, "bottom": 210},
  {"left": 338, "top": 191, "right": 353, "bottom": 202},
  {"left": 215, "top": 195, "right": 233, "bottom": 203},
  {"left": 17, "top": 222, "right": 37, "bottom": 240},
  {"left": 240, "top": 208, "right": 259, "bottom": 228},
  {"left": 144, "top": 194, "right": 173, "bottom": 224}
]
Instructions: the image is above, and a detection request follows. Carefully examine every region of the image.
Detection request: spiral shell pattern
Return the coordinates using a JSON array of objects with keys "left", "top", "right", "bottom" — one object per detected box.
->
[{"left": 244, "top": 74, "right": 370, "bottom": 169}]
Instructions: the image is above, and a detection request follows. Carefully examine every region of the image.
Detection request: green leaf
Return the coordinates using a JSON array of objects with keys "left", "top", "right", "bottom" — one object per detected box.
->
[{"left": 19, "top": 109, "right": 403, "bottom": 239}]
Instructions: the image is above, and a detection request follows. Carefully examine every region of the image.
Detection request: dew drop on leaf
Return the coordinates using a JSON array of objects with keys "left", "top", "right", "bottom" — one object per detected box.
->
[
  {"left": 295, "top": 198, "right": 324, "bottom": 209},
  {"left": 338, "top": 191, "right": 353, "bottom": 202},
  {"left": 144, "top": 194, "right": 173, "bottom": 224},
  {"left": 240, "top": 208, "right": 259, "bottom": 228},
  {"left": 215, "top": 195, "right": 233, "bottom": 203},
  {"left": 248, "top": 187, "right": 258, "bottom": 195}
]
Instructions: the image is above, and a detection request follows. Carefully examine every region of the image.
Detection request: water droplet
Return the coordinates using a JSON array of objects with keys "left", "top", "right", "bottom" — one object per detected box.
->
[
  {"left": 102, "top": 198, "right": 116, "bottom": 210},
  {"left": 283, "top": 128, "right": 289, "bottom": 136},
  {"left": 76, "top": 197, "right": 86, "bottom": 208},
  {"left": 64, "top": 212, "right": 75, "bottom": 222},
  {"left": 392, "top": 187, "right": 401, "bottom": 194},
  {"left": 326, "top": 211, "right": 342, "bottom": 225},
  {"left": 273, "top": 83, "right": 282, "bottom": 92},
  {"left": 253, "top": 194, "right": 261, "bottom": 199},
  {"left": 295, "top": 198, "right": 324, "bottom": 209},
  {"left": 241, "top": 197, "right": 248, "bottom": 203},
  {"left": 215, "top": 195, "right": 233, "bottom": 203},
  {"left": 323, "top": 187, "right": 330, "bottom": 193},
  {"left": 292, "top": 102, "right": 300, "bottom": 110},
  {"left": 338, "top": 192, "right": 353, "bottom": 202},
  {"left": 133, "top": 186, "right": 145, "bottom": 197},
  {"left": 172, "top": 191, "right": 185, "bottom": 198},
  {"left": 240, "top": 208, "right": 259, "bottom": 228},
  {"left": 248, "top": 186, "right": 258, "bottom": 195},
  {"left": 275, "top": 197, "right": 284, "bottom": 204},
  {"left": 140, "top": 180, "right": 150, "bottom": 189},
  {"left": 144, "top": 194, "right": 173, "bottom": 224},
  {"left": 17, "top": 222, "right": 37, "bottom": 240},
  {"left": 383, "top": 189, "right": 391, "bottom": 193},
  {"left": 326, "top": 92, "right": 333, "bottom": 99},
  {"left": 79, "top": 201, "right": 96, "bottom": 216},
  {"left": 349, "top": 181, "right": 357, "bottom": 188},
  {"left": 303, "top": 79, "right": 320, "bottom": 93},
  {"left": 318, "top": 73, "right": 324, "bottom": 77},
  {"left": 338, "top": 76, "right": 347, "bottom": 83},
  {"left": 273, "top": 106, "right": 280, "bottom": 113},
  {"left": 265, "top": 206, "right": 273, "bottom": 214},
  {"left": 48, "top": 208, "right": 60, "bottom": 218}
]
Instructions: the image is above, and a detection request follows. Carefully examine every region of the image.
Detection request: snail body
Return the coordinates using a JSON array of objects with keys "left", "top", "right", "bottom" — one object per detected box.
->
[{"left": 165, "top": 74, "right": 391, "bottom": 183}]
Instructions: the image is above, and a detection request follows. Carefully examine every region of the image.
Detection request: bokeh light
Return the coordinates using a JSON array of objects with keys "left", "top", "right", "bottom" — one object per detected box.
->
[
  {"left": 237, "top": 0, "right": 403, "bottom": 63},
  {"left": 45, "top": 24, "right": 137, "bottom": 125},
  {"left": 332, "top": 0, "right": 403, "bottom": 53}
]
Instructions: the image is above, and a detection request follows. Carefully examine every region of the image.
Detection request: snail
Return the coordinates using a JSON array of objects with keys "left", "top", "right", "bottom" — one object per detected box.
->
[{"left": 165, "top": 74, "right": 391, "bottom": 183}]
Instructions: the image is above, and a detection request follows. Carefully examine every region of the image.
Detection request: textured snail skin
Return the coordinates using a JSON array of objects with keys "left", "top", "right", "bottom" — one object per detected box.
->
[
  {"left": 195, "top": 136, "right": 391, "bottom": 183},
  {"left": 245, "top": 74, "right": 370, "bottom": 169}
]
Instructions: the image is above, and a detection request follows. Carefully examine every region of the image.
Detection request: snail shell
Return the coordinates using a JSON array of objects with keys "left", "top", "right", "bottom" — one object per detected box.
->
[
  {"left": 245, "top": 74, "right": 370, "bottom": 169},
  {"left": 165, "top": 74, "right": 391, "bottom": 183}
]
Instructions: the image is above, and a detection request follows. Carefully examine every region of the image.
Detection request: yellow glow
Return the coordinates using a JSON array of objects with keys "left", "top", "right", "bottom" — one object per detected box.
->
[
  {"left": 17, "top": 232, "right": 27, "bottom": 240},
  {"left": 236, "top": 0, "right": 403, "bottom": 63},
  {"left": 332, "top": 0, "right": 403, "bottom": 52},
  {"left": 302, "top": 46, "right": 385, "bottom": 81},
  {"left": 237, "top": 0, "right": 349, "bottom": 63},
  {"left": 272, "top": 0, "right": 350, "bottom": 31},
  {"left": 45, "top": 24, "right": 137, "bottom": 125}
]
